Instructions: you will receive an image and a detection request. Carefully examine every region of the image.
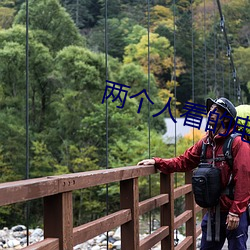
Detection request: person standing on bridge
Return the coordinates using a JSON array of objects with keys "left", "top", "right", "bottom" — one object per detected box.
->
[{"left": 138, "top": 97, "right": 250, "bottom": 250}]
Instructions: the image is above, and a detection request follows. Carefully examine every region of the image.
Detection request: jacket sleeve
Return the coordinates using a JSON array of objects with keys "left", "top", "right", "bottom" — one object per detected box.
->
[
  {"left": 153, "top": 139, "right": 203, "bottom": 174},
  {"left": 230, "top": 136, "right": 250, "bottom": 215}
]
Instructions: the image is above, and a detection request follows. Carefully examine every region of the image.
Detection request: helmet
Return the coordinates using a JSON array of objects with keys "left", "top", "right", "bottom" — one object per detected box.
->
[
  {"left": 206, "top": 97, "right": 237, "bottom": 119},
  {"left": 235, "top": 105, "right": 250, "bottom": 135}
]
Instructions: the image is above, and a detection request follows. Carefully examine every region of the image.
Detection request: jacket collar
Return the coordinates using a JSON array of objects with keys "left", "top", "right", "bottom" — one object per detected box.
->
[{"left": 206, "top": 126, "right": 235, "bottom": 144}]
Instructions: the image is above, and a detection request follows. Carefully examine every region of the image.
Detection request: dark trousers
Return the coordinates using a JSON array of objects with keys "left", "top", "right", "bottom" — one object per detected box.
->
[{"left": 200, "top": 211, "right": 249, "bottom": 250}]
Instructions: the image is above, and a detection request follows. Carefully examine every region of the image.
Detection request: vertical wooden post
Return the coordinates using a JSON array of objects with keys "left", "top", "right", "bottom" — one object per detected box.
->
[
  {"left": 44, "top": 192, "right": 73, "bottom": 250},
  {"left": 160, "top": 173, "right": 174, "bottom": 250},
  {"left": 185, "top": 171, "right": 196, "bottom": 250},
  {"left": 120, "top": 178, "right": 139, "bottom": 250}
]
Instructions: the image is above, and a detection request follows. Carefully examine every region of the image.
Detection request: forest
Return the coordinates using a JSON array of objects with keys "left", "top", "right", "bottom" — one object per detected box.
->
[{"left": 0, "top": 0, "right": 249, "bottom": 228}]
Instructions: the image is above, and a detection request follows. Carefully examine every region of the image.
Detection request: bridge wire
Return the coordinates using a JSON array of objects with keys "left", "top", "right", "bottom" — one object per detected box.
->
[
  {"left": 218, "top": 19, "right": 225, "bottom": 96},
  {"left": 76, "top": 0, "right": 79, "bottom": 27},
  {"left": 105, "top": 0, "right": 109, "bottom": 248},
  {"left": 172, "top": 0, "right": 179, "bottom": 245},
  {"left": 213, "top": 0, "right": 217, "bottom": 96},
  {"left": 215, "top": 0, "right": 242, "bottom": 104},
  {"left": 228, "top": 64, "right": 231, "bottom": 99},
  {"left": 191, "top": 0, "right": 195, "bottom": 145},
  {"left": 147, "top": 0, "right": 152, "bottom": 234},
  {"left": 221, "top": 25, "right": 225, "bottom": 96},
  {"left": 25, "top": 0, "right": 30, "bottom": 245},
  {"left": 204, "top": 0, "right": 207, "bottom": 98}
]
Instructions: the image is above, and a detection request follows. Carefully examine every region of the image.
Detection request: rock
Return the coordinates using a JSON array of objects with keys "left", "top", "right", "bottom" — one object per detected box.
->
[
  {"left": 108, "top": 236, "right": 116, "bottom": 243},
  {"left": 12, "top": 232, "right": 25, "bottom": 238},
  {"left": 113, "top": 227, "right": 120, "bottom": 240},
  {"left": 0, "top": 224, "right": 188, "bottom": 249},
  {"left": 11, "top": 226, "right": 26, "bottom": 232},
  {"left": 14, "top": 245, "right": 22, "bottom": 249},
  {"left": 100, "top": 240, "right": 107, "bottom": 246},
  {"left": 91, "top": 245, "right": 101, "bottom": 250},
  {"left": 107, "top": 231, "right": 114, "bottom": 237},
  {"left": 30, "top": 228, "right": 43, "bottom": 238},
  {"left": 7, "top": 239, "right": 20, "bottom": 247},
  {"left": 113, "top": 240, "right": 121, "bottom": 249},
  {"left": 0, "top": 230, "right": 7, "bottom": 238},
  {"left": 95, "top": 234, "right": 106, "bottom": 243},
  {"left": 73, "top": 243, "right": 86, "bottom": 249},
  {"left": 87, "top": 238, "right": 94, "bottom": 245},
  {"left": 20, "top": 237, "right": 27, "bottom": 245}
]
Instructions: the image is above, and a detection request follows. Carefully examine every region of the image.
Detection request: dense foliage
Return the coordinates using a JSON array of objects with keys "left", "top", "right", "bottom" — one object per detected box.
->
[{"left": 0, "top": 0, "right": 249, "bottom": 227}]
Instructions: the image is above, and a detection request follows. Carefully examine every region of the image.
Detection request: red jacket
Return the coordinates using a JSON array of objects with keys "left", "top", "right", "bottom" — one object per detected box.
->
[{"left": 154, "top": 130, "right": 250, "bottom": 216}]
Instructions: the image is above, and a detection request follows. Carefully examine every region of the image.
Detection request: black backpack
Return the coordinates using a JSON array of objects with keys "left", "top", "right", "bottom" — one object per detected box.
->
[{"left": 192, "top": 133, "right": 240, "bottom": 208}]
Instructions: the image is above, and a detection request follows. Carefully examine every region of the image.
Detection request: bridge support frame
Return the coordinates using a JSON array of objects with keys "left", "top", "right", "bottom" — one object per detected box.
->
[{"left": 44, "top": 192, "right": 73, "bottom": 250}]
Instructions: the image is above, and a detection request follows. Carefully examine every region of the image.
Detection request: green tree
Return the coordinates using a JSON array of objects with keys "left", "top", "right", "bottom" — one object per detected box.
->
[
  {"left": 87, "top": 17, "right": 137, "bottom": 60},
  {"left": 0, "top": 6, "right": 15, "bottom": 29},
  {"left": 0, "top": 39, "right": 27, "bottom": 180},
  {"left": 234, "top": 46, "right": 250, "bottom": 102},
  {"left": 30, "top": 141, "right": 57, "bottom": 177},
  {"left": 61, "top": 0, "right": 101, "bottom": 28},
  {"left": 0, "top": 25, "right": 56, "bottom": 132},
  {"left": 14, "top": 0, "right": 84, "bottom": 52},
  {"left": 116, "top": 63, "right": 166, "bottom": 133},
  {"left": 149, "top": 5, "right": 174, "bottom": 32}
]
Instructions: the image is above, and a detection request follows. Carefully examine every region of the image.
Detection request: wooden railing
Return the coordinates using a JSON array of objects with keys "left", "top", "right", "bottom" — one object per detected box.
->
[{"left": 0, "top": 165, "right": 203, "bottom": 250}]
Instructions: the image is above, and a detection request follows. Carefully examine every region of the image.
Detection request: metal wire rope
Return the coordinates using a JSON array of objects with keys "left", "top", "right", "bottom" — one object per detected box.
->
[
  {"left": 104, "top": 0, "right": 109, "bottom": 248},
  {"left": 25, "top": 0, "right": 30, "bottom": 245},
  {"left": 172, "top": 0, "right": 179, "bottom": 245},
  {"left": 204, "top": 0, "right": 208, "bottom": 98},
  {"left": 191, "top": 0, "right": 195, "bottom": 145},
  {"left": 218, "top": 20, "right": 225, "bottom": 97},
  {"left": 213, "top": 0, "right": 217, "bottom": 96},
  {"left": 147, "top": 0, "right": 152, "bottom": 234},
  {"left": 215, "top": 0, "right": 242, "bottom": 104}
]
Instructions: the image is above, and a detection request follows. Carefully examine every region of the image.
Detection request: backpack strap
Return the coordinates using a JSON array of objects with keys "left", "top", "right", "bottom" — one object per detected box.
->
[
  {"left": 200, "top": 142, "right": 208, "bottom": 163},
  {"left": 223, "top": 133, "right": 241, "bottom": 200},
  {"left": 223, "top": 133, "right": 241, "bottom": 170}
]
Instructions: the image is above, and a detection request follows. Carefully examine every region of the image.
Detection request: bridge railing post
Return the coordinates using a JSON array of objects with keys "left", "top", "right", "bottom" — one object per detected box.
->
[
  {"left": 44, "top": 192, "right": 73, "bottom": 250},
  {"left": 120, "top": 178, "right": 139, "bottom": 250},
  {"left": 185, "top": 171, "right": 196, "bottom": 250},
  {"left": 160, "top": 173, "right": 174, "bottom": 250}
]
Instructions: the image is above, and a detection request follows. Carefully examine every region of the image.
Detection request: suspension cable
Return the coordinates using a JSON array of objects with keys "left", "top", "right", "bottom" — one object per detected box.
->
[
  {"left": 216, "top": 0, "right": 242, "bottom": 104},
  {"left": 218, "top": 21, "right": 225, "bottom": 96},
  {"left": 173, "top": 0, "right": 177, "bottom": 160},
  {"left": 191, "top": 0, "right": 195, "bottom": 145},
  {"left": 204, "top": 0, "right": 207, "bottom": 98},
  {"left": 173, "top": 0, "right": 179, "bottom": 245},
  {"left": 213, "top": 0, "right": 217, "bottom": 95},
  {"left": 25, "top": 0, "right": 30, "bottom": 245},
  {"left": 147, "top": 0, "right": 152, "bottom": 234},
  {"left": 104, "top": 0, "right": 109, "bottom": 248}
]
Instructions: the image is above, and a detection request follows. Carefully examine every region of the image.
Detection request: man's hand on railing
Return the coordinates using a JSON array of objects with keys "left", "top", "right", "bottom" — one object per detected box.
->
[{"left": 137, "top": 159, "right": 155, "bottom": 166}]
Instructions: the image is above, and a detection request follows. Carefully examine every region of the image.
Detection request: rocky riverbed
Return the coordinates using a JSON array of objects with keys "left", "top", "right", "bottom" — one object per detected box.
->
[{"left": 0, "top": 225, "right": 187, "bottom": 249}]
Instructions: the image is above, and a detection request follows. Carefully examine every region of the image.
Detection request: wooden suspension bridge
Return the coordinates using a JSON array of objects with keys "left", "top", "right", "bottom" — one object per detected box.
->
[{"left": 0, "top": 164, "right": 205, "bottom": 250}]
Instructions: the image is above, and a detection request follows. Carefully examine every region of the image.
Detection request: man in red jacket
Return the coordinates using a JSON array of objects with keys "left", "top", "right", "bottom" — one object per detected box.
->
[{"left": 138, "top": 97, "right": 250, "bottom": 250}]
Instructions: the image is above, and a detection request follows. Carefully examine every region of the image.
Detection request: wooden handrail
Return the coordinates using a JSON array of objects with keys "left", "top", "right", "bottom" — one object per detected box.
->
[
  {"left": 0, "top": 165, "right": 203, "bottom": 250},
  {"left": 73, "top": 209, "right": 132, "bottom": 245},
  {"left": 0, "top": 165, "right": 156, "bottom": 206}
]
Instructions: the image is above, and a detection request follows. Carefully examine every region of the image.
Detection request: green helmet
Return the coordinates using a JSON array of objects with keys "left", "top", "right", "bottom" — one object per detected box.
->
[{"left": 235, "top": 105, "right": 250, "bottom": 135}]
